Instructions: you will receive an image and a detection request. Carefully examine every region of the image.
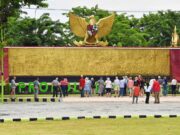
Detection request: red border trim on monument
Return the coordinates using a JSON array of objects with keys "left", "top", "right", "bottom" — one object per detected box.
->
[{"left": 3, "top": 48, "right": 9, "bottom": 83}]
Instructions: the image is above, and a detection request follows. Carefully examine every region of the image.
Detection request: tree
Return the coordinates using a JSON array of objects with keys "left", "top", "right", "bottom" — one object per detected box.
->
[
  {"left": 6, "top": 13, "right": 67, "bottom": 46},
  {"left": 36, "top": 13, "right": 67, "bottom": 46},
  {"left": 107, "top": 14, "right": 148, "bottom": 46},
  {"left": 0, "top": 0, "right": 48, "bottom": 43},
  {"left": 138, "top": 10, "right": 180, "bottom": 47},
  {"left": 2, "top": 5, "right": 180, "bottom": 47},
  {"left": 66, "top": 7, "right": 180, "bottom": 47}
]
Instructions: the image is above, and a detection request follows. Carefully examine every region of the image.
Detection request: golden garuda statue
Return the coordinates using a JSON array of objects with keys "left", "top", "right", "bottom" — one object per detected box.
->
[
  {"left": 171, "top": 25, "right": 179, "bottom": 47},
  {"left": 69, "top": 13, "right": 115, "bottom": 46}
]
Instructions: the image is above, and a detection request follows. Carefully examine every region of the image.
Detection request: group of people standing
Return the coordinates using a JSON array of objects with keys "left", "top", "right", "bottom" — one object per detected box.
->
[
  {"left": 9, "top": 75, "right": 178, "bottom": 102},
  {"left": 96, "top": 75, "right": 147, "bottom": 98},
  {"left": 33, "top": 77, "right": 69, "bottom": 99},
  {"left": 51, "top": 78, "right": 69, "bottom": 97},
  {"left": 10, "top": 77, "right": 69, "bottom": 100},
  {"left": 79, "top": 75, "right": 179, "bottom": 104},
  {"left": 79, "top": 76, "right": 133, "bottom": 98},
  {"left": 79, "top": 75, "right": 95, "bottom": 97},
  {"left": 51, "top": 78, "right": 69, "bottom": 98}
]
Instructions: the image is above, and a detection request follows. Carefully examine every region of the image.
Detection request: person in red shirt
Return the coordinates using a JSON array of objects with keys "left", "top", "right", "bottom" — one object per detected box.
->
[
  {"left": 60, "top": 78, "right": 69, "bottom": 97},
  {"left": 132, "top": 83, "right": 140, "bottom": 104},
  {"left": 152, "top": 79, "right": 160, "bottom": 104},
  {"left": 79, "top": 75, "right": 85, "bottom": 97}
]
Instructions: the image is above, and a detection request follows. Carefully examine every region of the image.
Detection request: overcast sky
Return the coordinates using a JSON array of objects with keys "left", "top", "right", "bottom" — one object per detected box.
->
[{"left": 22, "top": 0, "right": 180, "bottom": 22}]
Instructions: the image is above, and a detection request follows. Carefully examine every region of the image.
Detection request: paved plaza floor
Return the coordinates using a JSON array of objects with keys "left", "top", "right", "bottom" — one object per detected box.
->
[{"left": 0, "top": 96, "right": 180, "bottom": 119}]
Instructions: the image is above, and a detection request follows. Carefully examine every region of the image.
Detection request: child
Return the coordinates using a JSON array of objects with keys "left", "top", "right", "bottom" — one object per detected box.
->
[
  {"left": 132, "top": 83, "right": 140, "bottom": 104},
  {"left": 144, "top": 82, "right": 151, "bottom": 104}
]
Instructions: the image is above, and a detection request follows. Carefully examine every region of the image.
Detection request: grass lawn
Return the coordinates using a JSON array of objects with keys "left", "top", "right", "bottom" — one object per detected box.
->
[{"left": 0, "top": 118, "right": 180, "bottom": 135}]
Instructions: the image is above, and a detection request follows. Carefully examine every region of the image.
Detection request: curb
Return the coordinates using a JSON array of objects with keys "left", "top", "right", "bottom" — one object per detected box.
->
[
  {"left": 3, "top": 98, "right": 60, "bottom": 103},
  {"left": 0, "top": 115, "right": 179, "bottom": 123}
]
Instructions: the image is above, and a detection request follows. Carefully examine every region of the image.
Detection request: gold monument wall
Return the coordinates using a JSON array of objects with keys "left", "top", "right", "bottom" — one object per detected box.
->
[{"left": 8, "top": 47, "right": 170, "bottom": 76}]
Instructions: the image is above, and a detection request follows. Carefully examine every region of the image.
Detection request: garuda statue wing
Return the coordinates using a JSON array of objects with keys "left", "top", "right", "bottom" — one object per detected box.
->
[
  {"left": 96, "top": 14, "right": 115, "bottom": 39},
  {"left": 69, "top": 13, "right": 88, "bottom": 38}
]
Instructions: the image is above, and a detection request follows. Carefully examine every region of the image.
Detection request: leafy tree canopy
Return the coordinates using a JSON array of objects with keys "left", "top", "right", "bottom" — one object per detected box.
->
[
  {"left": 0, "top": 0, "right": 47, "bottom": 44},
  {"left": 0, "top": 0, "right": 47, "bottom": 25},
  {"left": 2, "top": 5, "right": 180, "bottom": 47}
]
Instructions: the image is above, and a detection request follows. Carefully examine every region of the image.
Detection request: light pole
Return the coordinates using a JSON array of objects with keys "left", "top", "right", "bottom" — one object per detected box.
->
[
  {"left": 1, "top": 48, "right": 4, "bottom": 103},
  {"left": 0, "top": 0, "right": 5, "bottom": 103},
  {"left": 0, "top": 24, "right": 5, "bottom": 103},
  {"left": 0, "top": 42, "right": 4, "bottom": 103}
]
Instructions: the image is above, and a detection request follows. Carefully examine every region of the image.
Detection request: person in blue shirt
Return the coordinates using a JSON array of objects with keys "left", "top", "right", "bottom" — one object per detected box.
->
[
  {"left": 162, "top": 77, "right": 168, "bottom": 96},
  {"left": 34, "top": 77, "right": 40, "bottom": 100}
]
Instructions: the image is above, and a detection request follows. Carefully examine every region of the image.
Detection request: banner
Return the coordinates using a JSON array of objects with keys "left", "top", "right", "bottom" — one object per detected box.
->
[
  {"left": 170, "top": 49, "right": 180, "bottom": 82},
  {"left": 3, "top": 48, "right": 9, "bottom": 82},
  {"left": 0, "top": 48, "right": 9, "bottom": 83}
]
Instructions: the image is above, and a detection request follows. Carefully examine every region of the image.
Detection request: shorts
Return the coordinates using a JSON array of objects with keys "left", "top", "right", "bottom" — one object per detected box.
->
[
  {"left": 106, "top": 88, "right": 111, "bottom": 93},
  {"left": 128, "top": 88, "right": 133, "bottom": 93},
  {"left": 11, "top": 86, "right": 16, "bottom": 89},
  {"left": 84, "top": 89, "right": 90, "bottom": 93},
  {"left": 34, "top": 89, "right": 39, "bottom": 94},
  {"left": 114, "top": 85, "right": 119, "bottom": 91}
]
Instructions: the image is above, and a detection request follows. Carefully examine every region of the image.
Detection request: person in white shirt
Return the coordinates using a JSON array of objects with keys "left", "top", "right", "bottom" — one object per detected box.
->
[
  {"left": 105, "top": 77, "right": 112, "bottom": 97},
  {"left": 149, "top": 78, "right": 155, "bottom": 87},
  {"left": 171, "top": 78, "right": 177, "bottom": 96},
  {"left": 114, "top": 77, "right": 120, "bottom": 97},
  {"left": 10, "top": 76, "right": 16, "bottom": 99},
  {"left": 144, "top": 82, "right": 151, "bottom": 104},
  {"left": 52, "top": 77, "right": 59, "bottom": 98}
]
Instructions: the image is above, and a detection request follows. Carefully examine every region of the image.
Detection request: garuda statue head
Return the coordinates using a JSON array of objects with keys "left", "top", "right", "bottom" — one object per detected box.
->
[{"left": 69, "top": 13, "right": 115, "bottom": 46}]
